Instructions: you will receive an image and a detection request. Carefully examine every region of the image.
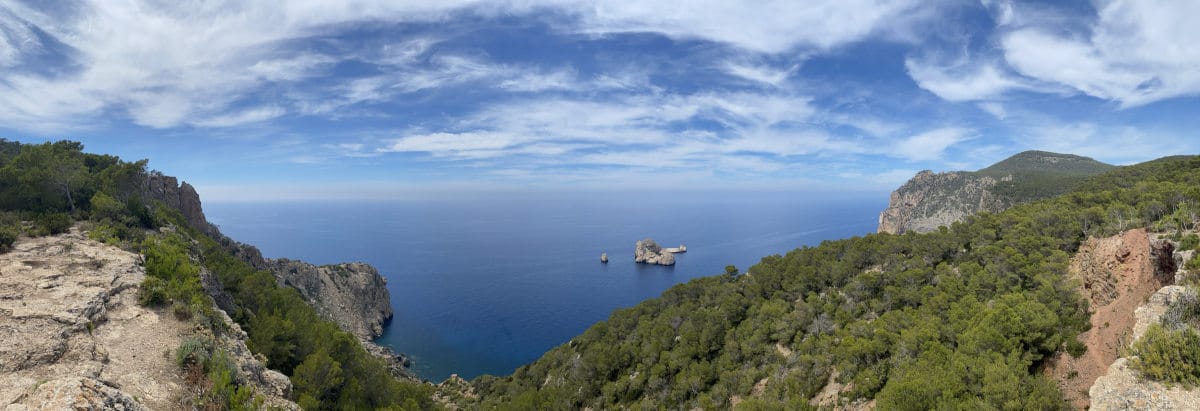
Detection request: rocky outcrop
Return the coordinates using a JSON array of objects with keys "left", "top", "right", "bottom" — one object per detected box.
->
[
  {"left": 266, "top": 258, "right": 393, "bottom": 340},
  {"left": 878, "top": 151, "right": 1115, "bottom": 234},
  {"left": 0, "top": 228, "right": 296, "bottom": 410},
  {"left": 634, "top": 239, "right": 675, "bottom": 266},
  {"left": 143, "top": 172, "right": 211, "bottom": 237},
  {"left": 877, "top": 170, "right": 1008, "bottom": 234},
  {"left": 1089, "top": 286, "right": 1199, "bottom": 410},
  {"left": 1046, "top": 229, "right": 1173, "bottom": 409}
]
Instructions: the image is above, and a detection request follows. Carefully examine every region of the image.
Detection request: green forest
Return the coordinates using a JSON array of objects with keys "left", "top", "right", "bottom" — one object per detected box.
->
[{"left": 4, "top": 138, "right": 1200, "bottom": 410}]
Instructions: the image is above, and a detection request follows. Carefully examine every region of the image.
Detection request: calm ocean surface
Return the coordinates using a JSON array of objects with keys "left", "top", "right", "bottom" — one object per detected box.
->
[{"left": 205, "top": 191, "right": 885, "bottom": 381}]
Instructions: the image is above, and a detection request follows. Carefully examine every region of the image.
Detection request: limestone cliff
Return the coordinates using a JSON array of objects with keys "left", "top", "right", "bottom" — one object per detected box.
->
[
  {"left": 878, "top": 151, "right": 1115, "bottom": 234},
  {"left": 265, "top": 258, "right": 394, "bottom": 340},
  {"left": 0, "top": 228, "right": 296, "bottom": 410},
  {"left": 877, "top": 170, "right": 1008, "bottom": 234}
]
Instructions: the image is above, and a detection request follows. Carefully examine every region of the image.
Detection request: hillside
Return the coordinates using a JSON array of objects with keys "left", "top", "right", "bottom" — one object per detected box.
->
[
  {"left": 0, "top": 139, "right": 434, "bottom": 410},
  {"left": 458, "top": 155, "right": 1200, "bottom": 410},
  {"left": 878, "top": 150, "right": 1114, "bottom": 234}
]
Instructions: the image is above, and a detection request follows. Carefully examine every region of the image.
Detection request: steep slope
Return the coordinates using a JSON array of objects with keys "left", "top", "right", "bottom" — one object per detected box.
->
[
  {"left": 266, "top": 258, "right": 394, "bottom": 340},
  {"left": 878, "top": 151, "right": 1114, "bottom": 233},
  {"left": 145, "top": 174, "right": 396, "bottom": 345},
  {"left": 1045, "top": 229, "right": 1176, "bottom": 409},
  {"left": 0, "top": 228, "right": 296, "bottom": 409}
]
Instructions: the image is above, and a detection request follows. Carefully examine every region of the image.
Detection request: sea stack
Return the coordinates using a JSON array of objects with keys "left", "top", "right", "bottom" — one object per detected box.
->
[
  {"left": 634, "top": 239, "right": 675, "bottom": 266},
  {"left": 601, "top": 253, "right": 608, "bottom": 263}
]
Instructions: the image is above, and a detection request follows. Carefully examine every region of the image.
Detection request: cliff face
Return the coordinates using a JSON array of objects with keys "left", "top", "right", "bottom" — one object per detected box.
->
[
  {"left": 0, "top": 228, "right": 296, "bottom": 409},
  {"left": 878, "top": 151, "right": 1115, "bottom": 234},
  {"left": 877, "top": 171, "right": 1008, "bottom": 234},
  {"left": 266, "top": 258, "right": 394, "bottom": 340},
  {"left": 143, "top": 173, "right": 395, "bottom": 344},
  {"left": 144, "top": 173, "right": 211, "bottom": 237}
]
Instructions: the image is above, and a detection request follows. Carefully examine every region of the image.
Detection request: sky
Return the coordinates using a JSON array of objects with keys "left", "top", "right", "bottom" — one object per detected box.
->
[{"left": 1, "top": 0, "right": 1199, "bottom": 201}]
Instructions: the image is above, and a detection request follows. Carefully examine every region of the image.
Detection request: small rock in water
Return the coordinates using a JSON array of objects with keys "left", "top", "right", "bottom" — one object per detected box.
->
[{"left": 600, "top": 253, "right": 608, "bottom": 263}]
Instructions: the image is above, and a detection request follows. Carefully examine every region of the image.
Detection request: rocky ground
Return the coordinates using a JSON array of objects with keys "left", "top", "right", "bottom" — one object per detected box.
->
[
  {"left": 0, "top": 228, "right": 298, "bottom": 410},
  {"left": 0, "top": 228, "right": 187, "bottom": 409}
]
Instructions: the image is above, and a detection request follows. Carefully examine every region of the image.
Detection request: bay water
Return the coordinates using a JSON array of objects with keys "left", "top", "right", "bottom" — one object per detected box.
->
[{"left": 205, "top": 191, "right": 885, "bottom": 381}]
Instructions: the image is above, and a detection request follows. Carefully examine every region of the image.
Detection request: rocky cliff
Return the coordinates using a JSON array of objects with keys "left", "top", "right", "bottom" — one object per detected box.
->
[
  {"left": 265, "top": 258, "right": 394, "bottom": 340},
  {"left": 878, "top": 151, "right": 1115, "bottom": 234},
  {"left": 143, "top": 173, "right": 397, "bottom": 347},
  {"left": 0, "top": 228, "right": 296, "bottom": 409},
  {"left": 634, "top": 239, "right": 675, "bottom": 266},
  {"left": 877, "top": 170, "right": 1008, "bottom": 234}
]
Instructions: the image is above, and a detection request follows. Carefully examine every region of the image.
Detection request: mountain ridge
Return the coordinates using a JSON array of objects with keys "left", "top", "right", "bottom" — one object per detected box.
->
[{"left": 878, "top": 150, "right": 1115, "bottom": 234}]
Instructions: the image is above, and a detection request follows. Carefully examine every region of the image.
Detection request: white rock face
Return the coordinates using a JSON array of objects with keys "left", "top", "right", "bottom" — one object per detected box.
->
[{"left": 634, "top": 239, "right": 675, "bottom": 266}]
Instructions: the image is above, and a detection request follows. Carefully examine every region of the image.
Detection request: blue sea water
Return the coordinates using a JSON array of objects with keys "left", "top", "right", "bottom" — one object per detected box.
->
[{"left": 205, "top": 191, "right": 886, "bottom": 382}]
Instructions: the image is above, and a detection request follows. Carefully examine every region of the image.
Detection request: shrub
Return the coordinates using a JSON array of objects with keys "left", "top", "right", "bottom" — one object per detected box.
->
[
  {"left": 1130, "top": 324, "right": 1200, "bottom": 386},
  {"left": 89, "top": 192, "right": 125, "bottom": 222},
  {"left": 33, "top": 212, "right": 72, "bottom": 236},
  {"left": 1181, "top": 234, "right": 1200, "bottom": 251},
  {"left": 138, "top": 276, "right": 168, "bottom": 306},
  {"left": 176, "top": 336, "right": 214, "bottom": 368},
  {"left": 0, "top": 225, "right": 17, "bottom": 251}
]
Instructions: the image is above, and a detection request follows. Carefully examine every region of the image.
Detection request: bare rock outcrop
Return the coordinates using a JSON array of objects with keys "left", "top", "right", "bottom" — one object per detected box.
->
[
  {"left": 143, "top": 172, "right": 211, "bottom": 237},
  {"left": 634, "top": 239, "right": 675, "bottom": 266},
  {"left": 1089, "top": 286, "right": 1200, "bottom": 410},
  {"left": 0, "top": 229, "right": 298, "bottom": 410},
  {"left": 877, "top": 171, "right": 1007, "bottom": 234},
  {"left": 265, "top": 258, "right": 393, "bottom": 340},
  {"left": 1046, "top": 229, "right": 1173, "bottom": 409}
]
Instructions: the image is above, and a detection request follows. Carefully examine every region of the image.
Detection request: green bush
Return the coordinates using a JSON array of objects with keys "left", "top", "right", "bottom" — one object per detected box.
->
[
  {"left": 1181, "top": 234, "right": 1200, "bottom": 251},
  {"left": 176, "top": 336, "right": 214, "bottom": 368},
  {"left": 89, "top": 192, "right": 125, "bottom": 222},
  {"left": 33, "top": 212, "right": 72, "bottom": 236},
  {"left": 0, "top": 225, "right": 17, "bottom": 251},
  {"left": 1131, "top": 324, "right": 1200, "bottom": 386}
]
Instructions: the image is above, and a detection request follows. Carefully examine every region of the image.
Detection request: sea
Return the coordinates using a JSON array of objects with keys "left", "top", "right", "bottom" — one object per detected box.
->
[{"left": 205, "top": 190, "right": 886, "bottom": 381}]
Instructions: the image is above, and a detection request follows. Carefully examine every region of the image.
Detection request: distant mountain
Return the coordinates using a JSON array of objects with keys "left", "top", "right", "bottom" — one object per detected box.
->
[{"left": 878, "top": 150, "right": 1115, "bottom": 233}]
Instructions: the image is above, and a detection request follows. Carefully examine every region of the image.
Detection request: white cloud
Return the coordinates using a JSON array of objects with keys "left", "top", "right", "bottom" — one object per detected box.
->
[
  {"left": 905, "top": 56, "right": 1030, "bottom": 101},
  {"left": 977, "top": 102, "right": 1007, "bottom": 119},
  {"left": 1013, "top": 122, "right": 1197, "bottom": 164},
  {"left": 191, "top": 106, "right": 286, "bottom": 128},
  {"left": 0, "top": 0, "right": 935, "bottom": 132},
  {"left": 998, "top": 0, "right": 1200, "bottom": 107},
  {"left": 562, "top": 0, "right": 927, "bottom": 53},
  {"left": 892, "top": 127, "right": 973, "bottom": 161},
  {"left": 723, "top": 62, "right": 797, "bottom": 87}
]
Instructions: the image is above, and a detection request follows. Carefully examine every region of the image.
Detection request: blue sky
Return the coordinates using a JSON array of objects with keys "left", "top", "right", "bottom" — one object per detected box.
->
[{"left": 1, "top": 0, "right": 1198, "bottom": 200}]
